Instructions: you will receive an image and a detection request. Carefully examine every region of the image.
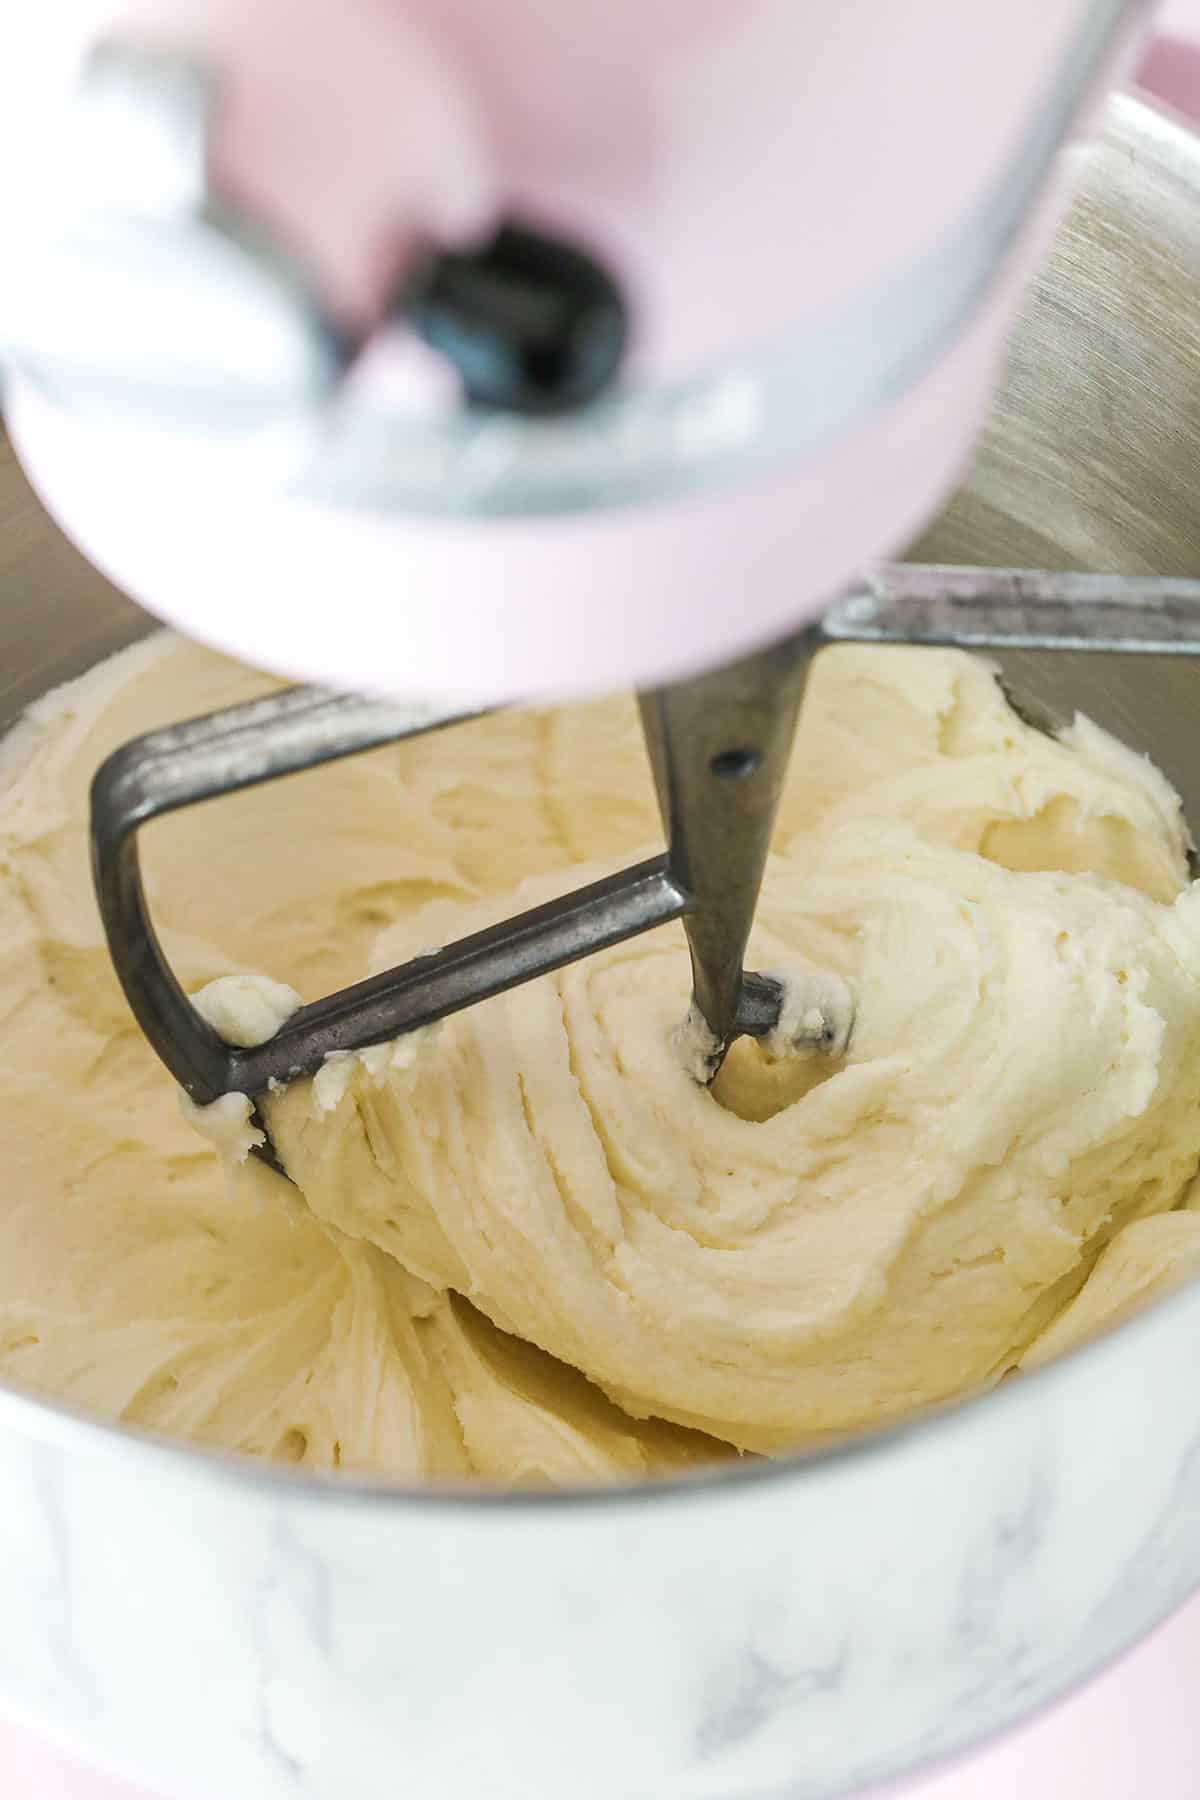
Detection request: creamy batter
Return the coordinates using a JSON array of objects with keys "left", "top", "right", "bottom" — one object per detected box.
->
[{"left": 2, "top": 634, "right": 1200, "bottom": 1481}]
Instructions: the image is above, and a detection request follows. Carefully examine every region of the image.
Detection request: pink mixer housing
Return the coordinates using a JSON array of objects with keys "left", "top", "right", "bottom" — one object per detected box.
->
[{"left": 7, "top": 0, "right": 1154, "bottom": 701}]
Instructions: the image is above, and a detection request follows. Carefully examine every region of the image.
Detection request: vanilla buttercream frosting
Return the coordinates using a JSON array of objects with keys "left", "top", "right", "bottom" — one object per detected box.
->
[{"left": 0, "top": 634, "right": 1198, "bottom": 1480}]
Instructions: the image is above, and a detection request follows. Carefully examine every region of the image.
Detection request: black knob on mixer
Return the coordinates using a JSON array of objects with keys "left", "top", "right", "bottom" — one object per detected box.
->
[{"left": 405, "top": 223, "right": 628, "bottom": 416}]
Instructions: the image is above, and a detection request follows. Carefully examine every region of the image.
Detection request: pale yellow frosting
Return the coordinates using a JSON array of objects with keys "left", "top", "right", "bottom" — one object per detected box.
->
[{"left": 1, "top": 633, "right": 1199, "bottom": 1480}]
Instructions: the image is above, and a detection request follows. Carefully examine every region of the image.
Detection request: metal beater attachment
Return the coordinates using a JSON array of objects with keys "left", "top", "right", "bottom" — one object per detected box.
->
[
  {"left": 91, "top": 562, "right": 1200, "bottom": 1167},
  {"left": 90, "top": 631, "right": 827, "bottom": 1148}
]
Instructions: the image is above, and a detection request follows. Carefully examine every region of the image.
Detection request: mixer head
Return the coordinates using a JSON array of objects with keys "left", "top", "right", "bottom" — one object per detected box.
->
[{"left": 3, "top": 7, "right": 1144, "bottom": 698}]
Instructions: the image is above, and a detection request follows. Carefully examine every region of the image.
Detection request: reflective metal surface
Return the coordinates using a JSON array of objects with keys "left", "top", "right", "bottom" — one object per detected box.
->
[
  {"left": 915, "top": 92, "right": 1200, "bottom": 827},
  {"left": 0, "top": 433, "right": 144, "bottom": 722},
  {"left": 831, "top": 563, "right": 1200, "bottom": 655}
]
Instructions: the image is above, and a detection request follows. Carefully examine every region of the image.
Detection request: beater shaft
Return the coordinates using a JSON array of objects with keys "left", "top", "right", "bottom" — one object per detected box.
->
[{"left": 638, "top": 637, "right": 810, "bottom": 1077}]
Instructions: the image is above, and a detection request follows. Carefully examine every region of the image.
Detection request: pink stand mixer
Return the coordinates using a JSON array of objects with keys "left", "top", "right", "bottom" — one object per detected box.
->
[
  {"left": 6, "top": 3, "right": 1200, "bottom": 1797},
  {"left": 0, "top": 0, "right": 1181, "bottom": 1120}
]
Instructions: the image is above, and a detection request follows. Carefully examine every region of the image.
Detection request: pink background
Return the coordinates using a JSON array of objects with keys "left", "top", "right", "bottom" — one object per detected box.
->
[{"left": 6, "top": 3, "right": 1200, "bottom": 1796}]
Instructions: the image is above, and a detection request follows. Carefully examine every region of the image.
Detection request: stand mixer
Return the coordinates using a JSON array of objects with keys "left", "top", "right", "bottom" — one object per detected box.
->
[
  {"left": 0, "top": 3, "right": 1189, "bottom": 1137},
  {"left": 7, "top": 14, "right": 1200, "bottom": 1800}
]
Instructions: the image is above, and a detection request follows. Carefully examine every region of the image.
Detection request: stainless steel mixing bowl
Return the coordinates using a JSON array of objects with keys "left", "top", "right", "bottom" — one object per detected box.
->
[{"left": 1, "top": 89, "right": 1199, "bottom": 1800}]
